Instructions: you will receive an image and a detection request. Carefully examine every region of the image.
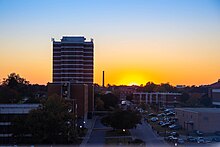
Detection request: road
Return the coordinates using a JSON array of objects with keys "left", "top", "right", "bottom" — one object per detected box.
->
[
  {"left": 130, "top": 119, "right": 170, "bottom": 147},
  {"left": 84, "top": 116, "right": 170, "bottom": 147},
  {"left": 86, "top": 116, "right": 110, "bottom": 146}
]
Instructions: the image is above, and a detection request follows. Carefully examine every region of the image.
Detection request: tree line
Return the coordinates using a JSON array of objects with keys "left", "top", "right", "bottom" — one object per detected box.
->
[{"left": 0, "top": 73, "right": 46, "bottom": 104}]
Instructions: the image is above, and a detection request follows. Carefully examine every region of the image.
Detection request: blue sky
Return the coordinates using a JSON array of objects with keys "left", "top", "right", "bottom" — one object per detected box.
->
[{"left": 0, "top": 0, "right": 220, "bottom": 85}]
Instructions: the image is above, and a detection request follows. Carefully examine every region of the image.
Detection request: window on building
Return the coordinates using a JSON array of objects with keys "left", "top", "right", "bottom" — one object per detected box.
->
[{"left": 203, "top": 117, "right": 209, "bottom": 121}]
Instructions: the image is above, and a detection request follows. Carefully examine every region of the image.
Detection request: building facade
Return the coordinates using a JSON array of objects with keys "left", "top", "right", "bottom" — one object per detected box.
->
[
  {"left": 0, "top": 104, "right": 40, "bottom": 144},
  {"left": 211, "top": 89, "right": 220, "bottom": 106},
  {"left": 49, "top": 36, "right": 94, "bottom": 121},
  {"left": 133, "top": 92, "right": 181, "bottom": 107},
  {"left": 52, "top": 36, "right": 93, "bottom": 84},
  {"left": 175, "top": 108, "right": 220, "bottom": 133},
  {"left": 48, "top": 83, "right": 88, "bottom": 121}
]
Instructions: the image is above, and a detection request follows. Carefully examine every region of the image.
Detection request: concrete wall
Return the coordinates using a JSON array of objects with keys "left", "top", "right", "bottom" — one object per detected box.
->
[
  {"left": 88, "top": 84, "right": 94, "bottom": 112},
  {"left": 47, "top": 83, "right": 89, "bottom": 118},
  {"left": 175, "top": 108, "right": 220, "bottom": 133},
  {"left": 175, "top": 109, "right": 199, "bottom": 131},
  {"left": 198, "top": 112, "right": 220, "bottom": 132}
]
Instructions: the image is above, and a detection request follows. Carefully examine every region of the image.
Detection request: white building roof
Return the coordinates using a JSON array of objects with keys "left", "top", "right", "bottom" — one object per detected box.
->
[
  {"left": 0, "top": 104, "right": 40, "bottom": 114},
  {"left": 175, "top": 108, "right": 220, "bottom": 113}
]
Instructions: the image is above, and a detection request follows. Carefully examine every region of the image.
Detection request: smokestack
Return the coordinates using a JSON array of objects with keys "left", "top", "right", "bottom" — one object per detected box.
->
[{"left": 102, "top": 71, "right": 105, "bottom": 87}]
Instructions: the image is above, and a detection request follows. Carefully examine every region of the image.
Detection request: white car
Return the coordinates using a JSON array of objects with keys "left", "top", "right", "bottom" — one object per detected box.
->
[
  {"left": 197, "top": 137, "right": 205, "bottom": 143},
  {"left": 150, "top": 117, "right": 158, "bottom": 122}
]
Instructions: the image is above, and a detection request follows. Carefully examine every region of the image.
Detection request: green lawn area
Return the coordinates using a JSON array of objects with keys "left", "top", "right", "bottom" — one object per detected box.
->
[
  {"left": 78, "top": 128, "right": 88, "bottom": 137},
  {"left": 105, "top": 137, "right": 133, "bottom": 145},
  {"left": 105, "top": 129, "right": 131, "bottom": 137},
  {"left": 105, "top": 129, "right": 132, "bottom": 145},
  {"left": 104, "top": 128, "right": 145, "bottom": 146}
]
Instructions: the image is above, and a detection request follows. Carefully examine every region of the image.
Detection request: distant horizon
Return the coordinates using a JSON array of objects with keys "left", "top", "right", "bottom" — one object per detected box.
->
[
  {"left": 1, "top": 0, "right": 220, "bottom": 86},
  {"left": 1, "top": 72, "right": 219, "bottom": 87}
]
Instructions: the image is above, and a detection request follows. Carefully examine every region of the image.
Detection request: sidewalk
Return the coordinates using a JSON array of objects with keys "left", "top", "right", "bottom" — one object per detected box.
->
[{"left": 80, "top": 116, "right": 97, "bottom": 146}]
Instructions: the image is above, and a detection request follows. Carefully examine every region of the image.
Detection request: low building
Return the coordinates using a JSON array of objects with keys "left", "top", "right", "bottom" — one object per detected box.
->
[
  {"left": 208, "top": 79, "right": 220, "bottom": 106},
  {"left": 48, "top": 83, "right": 89, "bottom": 126},
  {"left": 211, "top": 89, "right": 220, "bottom": 106},
  {"left": 175, "top": 108, "right": 220, "bottom": 133},
  {"left": 133, "top": 92, "right": 181, "bottom": 107},
  {"left": 0, "top": 104, "right": 40, "bottom": 144}
]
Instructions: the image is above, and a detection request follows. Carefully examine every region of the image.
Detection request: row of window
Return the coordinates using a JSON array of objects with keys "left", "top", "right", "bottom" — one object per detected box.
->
[
  {"left": 53, "top": 69, "right": 93, "bottom": 73},
  {"left": 54, "top": 57, "right": 89, "bottom": 60},
  {"left": 54, "top": 53, "right": 93, "bottom": 56},
  {"left": 53, "top": 61, "right": 93, "bottom": 64},
  {"left": 53, "top": 65, "right": 83, "bottom": 68},
  {"left": 53, "top": 74, "right": 93, "bottom": 77},
  {"left": 53, "top": 78, "right": 93, "bottom": 81},
  {"left": 54, "top": 48, "right": 93, "bottom": 52}
]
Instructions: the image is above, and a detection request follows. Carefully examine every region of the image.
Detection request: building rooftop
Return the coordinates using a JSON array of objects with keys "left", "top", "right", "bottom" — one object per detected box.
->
[
  {"left": 61, "top": 36, "right": 85, "bottom": 42},
  {"left": 175, "top": 108, "right": 220, "bottom": 113},
  {"left": 133, "top": 92, "right": 181, "bottom": 95},
  {"left": 0, "top": 104, "right": 40, "bottom": 114}
]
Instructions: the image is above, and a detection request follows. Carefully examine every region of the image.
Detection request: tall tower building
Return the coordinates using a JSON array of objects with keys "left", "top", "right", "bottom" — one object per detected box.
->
[
  {"left": 53, "top": 36, "right": 93, "bottom": 84},
  {"left": 48, "top": 36, "right": 94, "bottom": 121}
]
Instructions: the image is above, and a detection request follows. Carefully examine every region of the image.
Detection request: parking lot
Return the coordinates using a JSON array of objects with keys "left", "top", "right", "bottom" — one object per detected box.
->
[{"left": 143, "top": 107, "right": 220, "bottom": 146}]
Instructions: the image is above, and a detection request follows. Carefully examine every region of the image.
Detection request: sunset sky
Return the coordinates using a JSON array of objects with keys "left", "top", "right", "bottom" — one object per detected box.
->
[{"left": 0, "top": 0, "right": 220, "bottom": 86}]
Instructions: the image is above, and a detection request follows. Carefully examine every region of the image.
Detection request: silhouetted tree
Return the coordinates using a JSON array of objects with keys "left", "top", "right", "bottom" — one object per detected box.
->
[
  {"left": 144, "top": 82, "right": 158, "bottom": 92},
  {"left": 126, "top": 94, "right": 133, "bottom": 101},
  {"left": 12, "top": 94, "right": 78, "bottom": 144},
  {"left": 0, "top": 73, "right": 47, "bottom": 104},
  {"left": 100, "top": 93, "right": 119, "bottom": 110},
  {"left": 0, "top": 86, "right": 20, "bottom": 103},
  {"left": 0, "top": 73, "right": 31, "bottom": 103},
  {"left": 2, "top": 73, "right": 29, "bottom": 88},
  {"left": 180, "top": 92, "right": 190, "bottom": 103},
  {"left": 101, "top": 109, "right": 142, "bottom": 130},
  {"left": 160, "top": 83, "right": 177, "bottom": 92},
  {"left": 95, "top": 97, "right": 104, "bottom": 110},
  {"left": 139, "top": 102, "right": 147, "bottom": 110},
  {"left": 199, "top": 94, "right": 212, "bottom": 107},
  {"left": 12, "top": 115, "right": 29, "bottom": 143}
]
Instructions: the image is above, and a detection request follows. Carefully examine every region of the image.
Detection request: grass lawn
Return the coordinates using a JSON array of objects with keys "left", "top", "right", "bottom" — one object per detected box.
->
[
  {"left": 105, "top": 137, "right": 133, "bottom": 145},
  {"left": 105, "top": 129, "right": 132, "bottom": 145},
  {"left": 105, "top": 129, "right": 131, "bottom": 137},
  {"left": 78, "top": 128, "right": 88, "bottom": 137}
]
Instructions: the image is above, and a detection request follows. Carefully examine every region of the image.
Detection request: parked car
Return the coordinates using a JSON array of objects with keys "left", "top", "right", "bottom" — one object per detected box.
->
[
  {"left": 187, "top": 136, "right": 197, "bottom": 142},
  {"left": 158, "top": 121, "right": 164, "bottom": 125},
  {"left": 148, "top": 113, "right": 157, "bottom": 117},
  {"left": 161, "top": 122, "right": 171, "bottom": 127},
  {"left": 212, "top": 137, "right": 220, "bottom": 142},
  {"left": 163, "top": 117, "right": 171, "bottom": 122},
  {"left": 165, "top": 136, "right": 178, "bottom": 142},
  {"left": 205, "top": 138, "right": 212, "bottom": 143},
  {"left": 215, "top": 131, "right": 220, "bottom": 136},
  {"left": 151, "top": 117, "right": 158, "bottom": 122},
  {"left": 177, "top": 138, "right": 185, "bottom": 144},
  {"left": 157, "top": 113, "right": 166, "bottom": 117},
  {"left": 169, "top": 120, "right": 176, "bottom": 124},
  {"left": 197, "top": 137, "right": 205, "bottom": 143},
  {"left": 169, "top": 132, "right": 179, "bottom": 137},
  {"left": 195, "top": 130, "right": 203, "bottom": 136},
  {"left": 169, "top": 124, "right": 182, "bottom": 130},
  {"left": 164, "top": 109, "right": 173, "bottom": 114},
  {"left": 166, "top": 112, "right": 175, "bottom": 116}
]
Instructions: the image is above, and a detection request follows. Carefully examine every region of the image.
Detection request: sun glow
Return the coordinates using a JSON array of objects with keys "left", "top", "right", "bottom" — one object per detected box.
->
[
  {"left": 117, "top": 71, "right": 148, "bottom": 86},
  {"left": 128, "top": 82, "right": 139, "bottom": 86}
]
